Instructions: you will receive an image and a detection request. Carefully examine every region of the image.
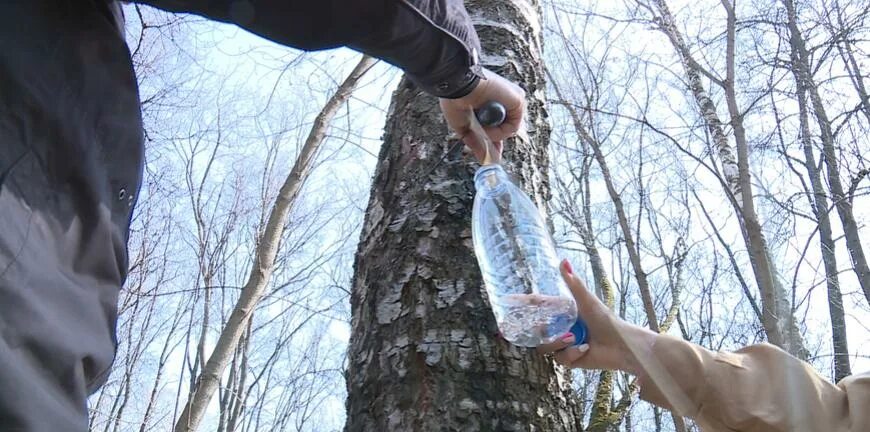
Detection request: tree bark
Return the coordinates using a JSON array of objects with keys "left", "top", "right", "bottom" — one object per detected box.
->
[
  {"left": 782, "top": 0, "right": 870, "bottom": 308},
  {"left": 343, "top": 0, "right": 583, "bottom": 430},
  {"left": 173, "top": 55, "right": 375, "bottom": 432}
]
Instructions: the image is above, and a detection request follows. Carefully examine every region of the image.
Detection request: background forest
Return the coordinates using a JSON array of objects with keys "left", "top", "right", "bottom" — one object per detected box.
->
[{"left": 88, "top": 0, "right": 869, "bottom": 430}]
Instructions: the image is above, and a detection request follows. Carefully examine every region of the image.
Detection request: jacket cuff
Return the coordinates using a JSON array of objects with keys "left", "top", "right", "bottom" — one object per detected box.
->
[
  {"left": 406, "top": 49, "right": 482, "bottom": 98},
  {"left": 395, "top": 0, "right": 484, "bottom": 98}
]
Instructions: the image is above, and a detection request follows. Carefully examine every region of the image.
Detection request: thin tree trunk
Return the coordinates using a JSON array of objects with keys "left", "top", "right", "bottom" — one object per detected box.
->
[
  {"left": 671, "top": 413, "right": 689, "bottom": 432},
  {"left": 644, "top": 0, "right": 741, "bottom": 204},
  {"left": 550, "top": 125, "right": 627, "bottom": 432},
  {"left": 344, "top": 0, "right": 583, "bottom": 429},
  {"left": 796, "top": 98, "right": 852, "bottom": 382},
  {"left": 553, "top": 69, "right": 691, "bottom": 432},
  {"left": 693, "top": 191, "right": 763, "bottom": 321},
  {"left": 111, "top": 294, "right": 156, "bottom": 432},
  {"left": 549, "top": 79, "right": 659, "bottom": 332},
  {"left": 782, "top": 0, "right": 870, "bottom": 308},
  {"left": 781, "top": 0, "right": 852, "bottom": 381},
  {"left": 654, "top": 407, "right": 663, "bottom": 432},
  {"left": 641, "top": 0, "right": 807, "bottom": 358},
  {"left": 226, "top": 321, "right": 252, "bottom": 432},
  {"left": 105, "top": 270, "right": 156, "bottom": 432},
  {"left": 173, "top": 55, "right": 376, "bottom": 432},
  {"left": 139, "top": 301, "right": 186, "bottom": 432},
  {"left": 216, "top": 335, "right": 236, "bottom": 432},
  {"left": 720, "top": 0, "right": 805, "bottom": 360},
  {"left": 829, "top": 0, "right": 870, "bottom": 124},
  {"left": 579, "top": 157, "right": 623, "bottom": 432}
]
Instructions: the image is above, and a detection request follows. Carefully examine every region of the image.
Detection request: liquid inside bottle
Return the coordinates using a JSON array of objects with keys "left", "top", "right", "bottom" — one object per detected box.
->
[{"left": 471, "top": 164, "right": 578, "bottom": 347}]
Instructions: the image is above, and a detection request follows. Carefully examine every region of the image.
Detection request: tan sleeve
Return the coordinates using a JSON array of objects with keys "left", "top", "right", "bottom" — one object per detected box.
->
[{"left": 635, "top": 335, "right": 870, "bottom": 432}]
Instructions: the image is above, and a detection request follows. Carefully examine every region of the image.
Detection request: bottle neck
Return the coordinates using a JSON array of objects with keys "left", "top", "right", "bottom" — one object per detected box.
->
[{"left": 474, "top": 164, "right": 509, "bottom": 196}]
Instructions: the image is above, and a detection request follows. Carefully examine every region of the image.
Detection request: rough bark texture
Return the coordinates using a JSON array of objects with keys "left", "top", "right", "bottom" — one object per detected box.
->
[
  {"left": 782, "top": 0, "right": 870, "bottom": 308},
  {"left": 344, "top": 1, "right": 583, "bottom": 431},
  {"left": 174, "top": 56, "right": 376, "bottom": 432}
]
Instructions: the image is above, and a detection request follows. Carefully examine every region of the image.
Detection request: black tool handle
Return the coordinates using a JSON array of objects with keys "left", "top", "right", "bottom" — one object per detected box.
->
[{"left": 474, "top": 101, "right": 507, "bottom": 127}]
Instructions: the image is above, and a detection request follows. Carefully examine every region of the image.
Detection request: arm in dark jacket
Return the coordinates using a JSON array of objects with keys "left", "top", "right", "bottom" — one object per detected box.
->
[{"left": 134, "top": 0, "right": 483, "bottom": 98}]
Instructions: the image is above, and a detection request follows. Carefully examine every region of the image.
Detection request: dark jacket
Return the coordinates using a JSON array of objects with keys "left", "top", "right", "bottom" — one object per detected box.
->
[
  {"left": 0, "top": 1, "right": 480, "bottom": 429},
  {"left": 138, "top": 0, "right": 483, "bottom": 97}
]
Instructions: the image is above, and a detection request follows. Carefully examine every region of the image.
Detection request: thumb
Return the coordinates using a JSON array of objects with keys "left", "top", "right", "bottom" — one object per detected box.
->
[{"left": 559, "top": 259, "right": 597, "bottom": 310}]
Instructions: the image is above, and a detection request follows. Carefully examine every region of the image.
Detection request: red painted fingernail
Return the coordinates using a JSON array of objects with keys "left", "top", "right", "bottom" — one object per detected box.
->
[
  {"left": 562, "top": 259, "right": 573, "bottom": 275},
  {"left": 561, "top": 333, "right": 575, "bottom": 342}
]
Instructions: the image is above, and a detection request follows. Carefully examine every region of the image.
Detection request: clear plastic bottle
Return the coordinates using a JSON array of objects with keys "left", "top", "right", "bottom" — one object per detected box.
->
[{"left": 472, "top": 164, "right": 585, "bottom": 347}]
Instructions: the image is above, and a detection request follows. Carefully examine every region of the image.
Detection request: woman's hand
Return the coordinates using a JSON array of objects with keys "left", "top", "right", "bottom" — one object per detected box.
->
[
  {"left": 537, "top": 260, "right": 657, "bottom": 376},
  {"left": 439, "top": 68, "right": 526, "bottom": 162}
]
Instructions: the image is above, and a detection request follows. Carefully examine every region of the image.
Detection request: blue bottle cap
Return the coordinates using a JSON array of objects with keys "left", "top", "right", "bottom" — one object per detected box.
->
[{"left": 569, "top": 319, "right": 589, "bottom": 346}]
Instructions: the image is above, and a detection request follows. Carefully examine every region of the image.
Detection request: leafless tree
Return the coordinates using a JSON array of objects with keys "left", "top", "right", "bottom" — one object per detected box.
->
[
  {"left": 779, "top": 0, "right": 870, "bottom": 310},
  {"left": 629, "top": 0, "right": 807, "bottom": 359},
  {"left": 174, "top": 55, "right": 375, "bottom": 432}
]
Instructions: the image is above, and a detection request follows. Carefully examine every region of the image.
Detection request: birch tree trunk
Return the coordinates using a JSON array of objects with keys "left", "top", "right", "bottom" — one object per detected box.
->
[
  {"left": 775, "top": 0, "right": 851, "bottom": 381},
  {"left": 173, "top": 55, "right": 375, "bottom": 432},
  {"left": 641, "top": 0, "right": 807, "bottom": 359},
  {"left": 344, "top": 0, "right": 583, "bottom": 430}
]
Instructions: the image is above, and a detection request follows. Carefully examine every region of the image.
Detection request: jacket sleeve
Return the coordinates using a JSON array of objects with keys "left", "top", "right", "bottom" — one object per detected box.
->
[
  {"left": 636, "top": 334, "right": 869, "bottom": 432},
  {"left": 133, "top": 0, "right": 483, "bottom": 98}
]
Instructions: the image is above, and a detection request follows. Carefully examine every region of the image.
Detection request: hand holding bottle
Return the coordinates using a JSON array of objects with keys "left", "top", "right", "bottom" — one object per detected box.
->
[
  {"left": 537, "top": 260, "right": 655, "bottom": 376},
  {"left": 468, "top": 103, "right": 588, "bottom": 348}
]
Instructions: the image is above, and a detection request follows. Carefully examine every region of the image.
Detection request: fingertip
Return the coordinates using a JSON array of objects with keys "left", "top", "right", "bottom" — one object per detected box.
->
[
  {"left": 560, "top": 260, "right": 576, "bottom": 285},
  {"left": 536, "top": 332, "right": 575, "bottom": 354},
  {"left": 561, "top": 259, "right": 573, "bottom": 275},
  {"left": 560, "top": 259, "right": 588, "bottom": 301}
]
